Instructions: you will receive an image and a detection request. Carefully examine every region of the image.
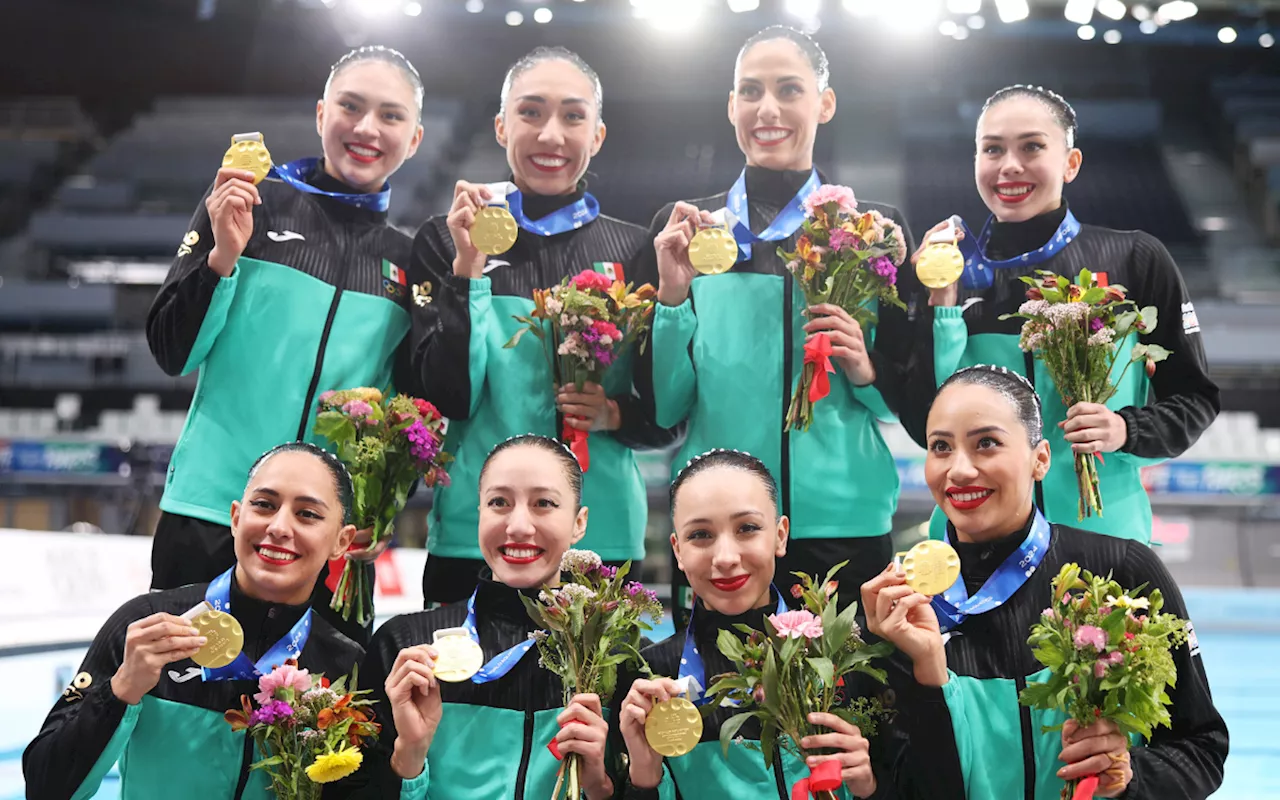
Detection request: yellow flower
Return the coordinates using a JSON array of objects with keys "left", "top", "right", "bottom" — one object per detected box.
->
[
  {"left": 348, "top": 387, "right": 383, "bottom": 405},
  {"left": 306, "top": 747, "right": 363, "bottom": 784},
  {"left": 1106, "top": 594, "right": 1150, "bottom": 611}
]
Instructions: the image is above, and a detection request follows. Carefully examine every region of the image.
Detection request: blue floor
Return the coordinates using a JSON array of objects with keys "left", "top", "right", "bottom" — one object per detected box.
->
[{"left": 7, "top": 593, "right": 1279, "bottom": 800}]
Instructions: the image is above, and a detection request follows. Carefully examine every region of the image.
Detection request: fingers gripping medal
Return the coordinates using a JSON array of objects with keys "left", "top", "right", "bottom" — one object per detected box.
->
[
  {"left": 645, "top": 696, "right": 703, "bottom": 758},
  {"left": 895, "top": 540, "right": 962, "bottom": 597},
  {"left": 431, "top": 627, "right": 485, "bottom": 683},
  {"left": 221, "top": 132, "right": 273, "bottom": 185},
  {"left": 471, "top": 201, "right": 519, "bottom": 256},
  {"left": 915, "top": 215, "right": 965, "bottom": 290},
  {"left": 184, "top": 602, "right": 245, "bottom": 669}
]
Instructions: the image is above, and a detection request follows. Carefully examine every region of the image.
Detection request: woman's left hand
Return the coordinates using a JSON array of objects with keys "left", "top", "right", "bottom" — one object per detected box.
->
[
  {"left": 555, "top": 693, "right": 614, "bottom": 800},
  {"left": 557, "top": 383, "right": 620, "bottom": 432},
  {"left": 1057, "top": 719, "right": 1132, "bottom": 797},
  {"left": 801, "top": 712, "right": 876, "bottom": 798},
  {"left": 1061, "top": 402, "right": 1128, "bottom": 454},
  {"left": 803, "top": 304, "right": 875, "bottom": 387},
  {"left": 346, "top": 528, "right": 391, "bottom": 563}
]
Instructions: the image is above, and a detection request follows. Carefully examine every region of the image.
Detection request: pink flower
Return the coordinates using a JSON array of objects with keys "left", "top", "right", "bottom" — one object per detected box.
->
[
  {"left": 769, "top": 609, "right": 824, "bottom": 640},
  {"left": 255, "top": 663, "right": 312, "bottom": 706},
  {"left": 1072, "top": 625, "right": 1108, "bottom": 652},
  {"left": 804, "top": 185, "right": 858, "bottom": 217},
  {"left": 1093, "top": 660, "right": 1108, "bottom": 678},
  {"left": 570, "top": 270, "right": 612, "bottom": 292},
  {"left": 1041, "top": 607, "right": 1058, "bottom": 621},
  {"left": 591, "top": 319, "right": 622, "bottom": 342},
  {"left": 828, "top": 227, "right": 857, "bottom": 252},
  {"left": 341, "top": 400, "right": 373, "bottom": 420}
]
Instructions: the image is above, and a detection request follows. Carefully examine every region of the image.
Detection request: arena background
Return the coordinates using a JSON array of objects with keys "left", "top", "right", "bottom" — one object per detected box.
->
[{"left": 2, "top": 0, "right": 1279, "bottom": 796}]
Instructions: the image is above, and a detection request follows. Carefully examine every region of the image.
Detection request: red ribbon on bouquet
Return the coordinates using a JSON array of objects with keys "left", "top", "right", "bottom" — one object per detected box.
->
[
  {"left": 562, "top": 419, "right": 591, "bottom": 472},
  {"left": 791, "top": 760, "right": 842, "bottom": 799},
  {"left": 1072, "top": 775, "right": 1100, "bottom": 800},
  {"left": 804, "top": 333, "right": 836, "bottom": 403},
  {"left": 546, "top": 719, "right": 586, "bottom": 760},
  {"left": 324, "top": 541, "right": 365, "bottom": 593}
]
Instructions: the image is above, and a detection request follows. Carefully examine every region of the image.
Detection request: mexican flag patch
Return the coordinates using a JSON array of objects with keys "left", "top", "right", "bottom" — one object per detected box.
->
[
  {"left": 383, "top": 259, "right": 406, "bottom": 286},
  {"left": 592, "top": 261, "right": 625, "bottom": 282}
]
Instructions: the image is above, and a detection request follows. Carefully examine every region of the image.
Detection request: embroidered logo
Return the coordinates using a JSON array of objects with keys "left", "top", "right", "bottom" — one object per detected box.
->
[
  {"left": 482, "top": 259, "right": 511, "bottom": 274},
  {"left": 1182, "top": 301, "right": 1201, "bottom": 334},
  {"left": 592, "top": 261, "right": 625, "bottom": 282},
  {"left": 267, "top": 230, "right": 305, "bottom": 243},
  {"left": 168, "top": 667, "right": 203, "bottom": 684},
  {"left": 412, "top": 281, "right": 434, "bottom": 307},
  {"left": 62, "top": 671, "right": 93, "bottom": 703},
  {"left": 176, "top": 230, "right": 199, "bottom": 258},
  {"left": 383, "top": 259, "right": 406, "bottom": 298},
  {"left": 1186, "top": 621, "right": 1201, "bottom": 657}
]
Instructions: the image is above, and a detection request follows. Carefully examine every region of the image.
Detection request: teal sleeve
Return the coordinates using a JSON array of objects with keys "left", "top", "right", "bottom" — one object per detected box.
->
[
  {"left": 932, "top": 305, "right": 968, "bottom": 389},
  {"left": 398, "top": 762, "right": 429, "bottom": 799},
  {"left": 69, "top": 701, "right": 142, "bottom": 800},
  {"left": 466, "top": 277, "right": 493, "bottom": 418},
  {"left": 650, "top": 300, "right": 698, "bottom": 429},
  {"left": 181, "top": 263, "right": 240, "bottom": 375}
]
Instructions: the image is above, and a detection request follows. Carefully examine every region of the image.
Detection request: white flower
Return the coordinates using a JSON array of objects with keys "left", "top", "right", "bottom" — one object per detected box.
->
[
  {"left": 560, "top": 548, "right": 603, "bottom": 573},
  {"left": 1087, "top": 328, "right": 1115, "bottom": 346},
  {"left": 1106, "top": 594, "right": 1150, "bottom": 611},
  {"left": 1018, "top": 299, "right": 1050, "bottom": 317},
  {"left": 545, "top": 297, "right": 564, "bottom": 315},
  {"left": 1044, "top": 301, "right": 1090, "bottom": 325},
  {"left": 556, "top": 583, "right": 597, "bottom": 604},
  {"left": 528, "top": 630, "right": 549, "bottom": 642}
]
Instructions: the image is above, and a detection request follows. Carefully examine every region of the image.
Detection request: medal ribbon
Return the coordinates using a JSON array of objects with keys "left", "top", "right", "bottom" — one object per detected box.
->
[
  {"left": 957, "top": 209, "right": 1082, "bottom": 291},
  {"left": 506, "top": 189, "right": 600, "bottom": 237},
  {"left": 803, "top": 333, "right": 835, "bottom": 402},
  {"left": 791, "top": 760, "right": 843, "bottom": 799},
  {"left": 931, "top": 510, "right": 1052, "bottom": 632},
  {"left": 680, "top": 588, "right": 788, "bottom": 707},
  {"left": 726, "top": 168, "right": 823, "bottom": 260},
  {"left": 201, "top": 568, "right": 313, "bottom": 682},
  {"left": 269, "top": 158, "right": 391, "bottom": 212},
  {"left": 462, "top": 588, "right": 538, "bottom": 684}
]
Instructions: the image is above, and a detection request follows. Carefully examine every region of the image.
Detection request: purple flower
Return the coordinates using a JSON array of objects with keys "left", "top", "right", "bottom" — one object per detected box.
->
[
  {"left": 249, "top": 700, "right": 295, "bottom": 726},
  {"left": 342, "top": 400, "right": 373, "bottom": 420},
  {"left": 1090, "top": 316, "right": 1105, "bottom": 332},
  {"left": 595, "top": 565, "right": 619, "bottom": 579},
  {"left": 1073, "top": 624, "right": 1108, "bottom": 652},
  {"left": 870, "top": 256, "right": 897, "bottom": 285},
  {"left": 405, "top": 419, "right": 440, "bottom": 464},
  {"left": 828, "top": 228, "right": 857, "bottom": 251}
]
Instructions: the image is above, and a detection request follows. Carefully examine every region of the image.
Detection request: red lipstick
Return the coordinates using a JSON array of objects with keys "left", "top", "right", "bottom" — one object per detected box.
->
[
  {"left": 711, "top": 575, "right": 750, "bottom": 592},
  {"left": 946, "top": 486, "right": 995, "bottom": 511}
]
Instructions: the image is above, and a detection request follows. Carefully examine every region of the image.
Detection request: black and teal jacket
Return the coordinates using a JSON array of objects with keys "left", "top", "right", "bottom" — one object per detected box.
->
[
  {"left": 901, "top": 205, "right": 1219, "bottom": 542},
  {"left": 23, "top": 580, "right": 363, "bottom": 800},
  {"left": 147, "top": 162, "right": 421, "bottom": 529},
  {"left": 617, "top": 590, "right": 952, "bottom": 800},
  {"left": 886, "top": 520, "right": 1228, "bottom": 800},
  {"left": 408, "top": 188, "right": 673, "bottom": 563},
  {"left": 325, "top": 575, "right": 619, "bottom": 799},
  {"left": 632, "top": 168, "right": 922, "bottom": 541}
]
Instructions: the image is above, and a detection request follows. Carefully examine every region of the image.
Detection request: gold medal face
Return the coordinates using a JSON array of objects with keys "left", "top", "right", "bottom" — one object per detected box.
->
[
  {"left": 900, "top": 540, "right": 961, "bottom": 597},
  {"left": 190, "top": 610, "right": 245, "bottom": 669},
  {"left": 688, "top": 227, "right": 738, "bottom": 275},
  {"left": 644, "top": 697, "right": 703, "bottom": 757},
  {"left": 432, "top": 631, "right": 485, "bottom": 683},
  {"left": 221, "top": 134, "right": 272, "bottom": 185},
  {"left": 915, "top": 242, "right": 965, "bottom": 289},
  {"left": 471, "top": 206, "right": 519, "bottom": 255}
]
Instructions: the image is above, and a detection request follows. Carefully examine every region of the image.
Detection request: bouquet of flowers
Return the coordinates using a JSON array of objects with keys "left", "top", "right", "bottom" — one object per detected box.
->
[
  {"left": 314, "top": 387, "right": 452, "bottom": 624},
  {"left": 1020, "top": 563, "right": 1190, "bottom": 800},
  {"left": 224, "top": 660, "right": 380, "bottom": 800},
  {"left": 1000, "top": 269, "right": 1171, "bottom": 519},
  {"left": 703, "top": 564, "right": 894, "bottom": 800},
  {"left": 778, "top": 185, "right": 908, "bottom": 432},
  {"left": 504, "top": 270, "right": 656, "bottom": 470},
  {"left": 520, "top": 549, "right": 663, "bottom": 800}
]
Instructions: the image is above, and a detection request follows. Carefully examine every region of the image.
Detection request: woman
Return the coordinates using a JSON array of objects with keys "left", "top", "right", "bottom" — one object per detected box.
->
[
  {"left": 410, "top": 46, "right": 672, "bottom": 605},
  {"left": 617, "top": 450, "right": 905, "bottom": 799},
  {"left": 325, "top": 435, "right": 617, "bottom": 798},
  {"left": 147, "top": 46, "right": 429, "bottom": 643},
  {"left": 905, "top": 85, "right": 1219, "bottom": 543},
  {"left": 632, "top": 27, "right": 923, "bottom": 622},
  {"left": 864, "top": 365, "right": 1227, "bottom": 800},
  {"left": 24, "top": 443, "right": 364, "bottom": 799}
]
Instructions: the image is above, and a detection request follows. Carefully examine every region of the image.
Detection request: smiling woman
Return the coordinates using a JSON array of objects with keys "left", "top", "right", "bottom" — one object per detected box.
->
[
  {"left": 22, "top": 442, "right": 364, "bottom": 800},
  {"left": 146, "top": 44, "right": 438, "bottom": 647}
]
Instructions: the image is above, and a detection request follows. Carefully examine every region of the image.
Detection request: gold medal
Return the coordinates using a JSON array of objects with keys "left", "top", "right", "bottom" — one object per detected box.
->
[
  {"left": 916, "top": 242, "right": 965, "bottom": 289},
  {"left": 688, "top": 227, "right": 738, "bottom": 275},
  {"left": 431, "top": 628, "right": 485, "bottom": 683},
  {"left": 221, "top": 132, "right": 273, "bottom": 185},
  {"left": 190, "top": 609, "right": 245, "bottom": 669},
  {"left": 896, "top": 540, "right": 961, "bottom": 597},
  {"left": 471, "top": 205, "right": 519, "bottom": 256},
  {"left": 645, "top": 697, "right": 703, "bottom": 757}
]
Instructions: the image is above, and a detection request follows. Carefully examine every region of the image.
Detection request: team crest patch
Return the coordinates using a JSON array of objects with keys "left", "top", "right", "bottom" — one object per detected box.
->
[
  {"left": 412, "top": 281, "right": 434, "bottom": 307},
  {"left": 62, "top": 671, "right": 93, "bottom": 703},
  {"left": 592, "top": 261, "right": 625, "bottom": 282},
  {"left": 176, "top": 230, "right": 199, "bottom": 258},
  {"left": 383, "top": 259, "right": 407, "bottom": 298},
  {"left": 1181, "top": 302, "right": 1201, "bottom": 334}
]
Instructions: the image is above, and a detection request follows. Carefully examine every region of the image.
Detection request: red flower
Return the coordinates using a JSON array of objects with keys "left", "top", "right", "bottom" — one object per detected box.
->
[
  {"left": 1026, "top": 287, "right": 1044, "bottom": 301},
  {"left": 1105, "top": 287, "right": 1126, "bottom": 304},
  {"left": 1067, "top": 284, "right": 1083, "bottom": 301},
  {"left": 413, "top": 398, "right": 441, "bottom": 422},
  {"left": 571, "top": 270, "right": 613, "bottom": 292},
  {"left": 790, "top": 584, "right": 805, "bottom": 599},
  {"left": 1145, "top": 358, "right": 1156, "bottom": 378},
  {"left": 1124, "top": 632, "right": 1135, "bottom": 640}
]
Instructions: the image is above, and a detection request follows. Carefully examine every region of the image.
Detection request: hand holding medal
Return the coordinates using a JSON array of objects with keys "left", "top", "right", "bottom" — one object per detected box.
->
[
  {"left": 207, "top": 133, "right": 270, "bottom": 277},
  {"left": 654, "top": 202, "right": 719, "bottom": 307},
  {"left": 109, "top": 612, "right": 212, "bottom": 705},
  {"left": 446, "top": 180, "right": 514, "bottom": 277},
  {"left": 912, "top": 216, "right": 967, "bottom": 308},
  {"left": 618, "top": 676, "right": 701, "bottom": 789}
]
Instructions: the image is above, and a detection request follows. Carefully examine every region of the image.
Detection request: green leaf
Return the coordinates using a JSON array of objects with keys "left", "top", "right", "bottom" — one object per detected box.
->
[
  {"left": 807, "top": 657, "right": 835, "bottom": 689},
  {"left": 1081, "top": 287, "right": 1106, "bottom": 305},
  {"left": 1144, "top": 344, "right": 1172, "bottom": 363},
  {"left": 716, "top": 628, "right": 748, "bottom": 663},
  {"left": 503, "top": 328, "right": 531, "bottom": 349},
  {"left": 760, "top": 719, "right": 777, "bottom": 769},
  {"left": 718, "top": 711, "right": 756, "bottom": 757}
]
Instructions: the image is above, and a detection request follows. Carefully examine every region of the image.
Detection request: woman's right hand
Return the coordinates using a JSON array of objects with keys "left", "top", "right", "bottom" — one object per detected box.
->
[
  {"left": 386, "top": 645, "right": 444, "bottom": 779},
  {"left": 206, "top": 168, "right": 261, "bottom": 277},
  {"left": 654, "top": 202, "right": 711, "bottom": 307},
  {"left": 110, "top": 613, "right": 207, "bottom": 705},
  {"left": 861, "top": 564, "right": 948, "bottom": 687},
  {"left": 618, "top": 676, "right": 684, "bottom": 789},
  {"left": 909, "top": 219, "right": 966, "bottom": 308},
  {"left": 446, "top": 180, "right": 494, "bottom": 279}
]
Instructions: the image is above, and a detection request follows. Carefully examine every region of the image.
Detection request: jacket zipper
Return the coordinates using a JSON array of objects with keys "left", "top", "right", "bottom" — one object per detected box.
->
[
  {"left": 1022, "top": 352, "right": 1047, "bottom": 512},
  {"left": 515, "top": 705, "right": 535, "bottom": 800},
  {"left": 1015, "top": 674, "right": 1037, "bottom": 800},
  {"left": 232, "top": 718, "right": 255, "bottom": 799},
  {"left": 772, "top": 746, "right": 789, "bottom": 799},
  {"left": 296, "top": 287, "right": 344, "bottom": 440},
  {"left": 780, "top": 272, "right": 794, "bottom": 520}
]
